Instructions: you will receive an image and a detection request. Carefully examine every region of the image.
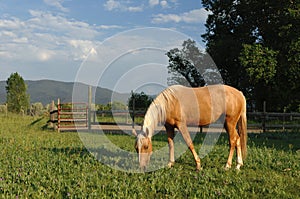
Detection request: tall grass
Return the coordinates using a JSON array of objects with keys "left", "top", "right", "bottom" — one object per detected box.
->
[{"left": 0, "top": 114, "right": 299, "bottom": 198}]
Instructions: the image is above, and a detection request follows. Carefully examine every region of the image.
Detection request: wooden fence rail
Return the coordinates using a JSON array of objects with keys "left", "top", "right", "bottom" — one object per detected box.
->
[
  {"left": 49, "top": 99, "right": 88, "bottom": 132},
  {"left": 49, "top": 103, "right": 300, "bottom": 132},
  {"left": 247, "top": 112, "right": 300, "bottom": 132}
]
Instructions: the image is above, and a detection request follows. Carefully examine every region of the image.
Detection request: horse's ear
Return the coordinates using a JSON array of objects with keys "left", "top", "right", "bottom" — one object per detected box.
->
[
  {"left": 145, "top": 127, "right": 150, "bottom": 137},
  {"left": 132, "top": 128, "right": 137, "bottom": 137}
]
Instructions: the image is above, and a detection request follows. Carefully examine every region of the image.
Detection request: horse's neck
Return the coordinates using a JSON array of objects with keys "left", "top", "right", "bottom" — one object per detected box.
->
[
  {"left": 143, "top": 113, "right": 157, "bottom": 138},
  {"left": 144, "top": 97, "right": 167, "bottom": 138}
]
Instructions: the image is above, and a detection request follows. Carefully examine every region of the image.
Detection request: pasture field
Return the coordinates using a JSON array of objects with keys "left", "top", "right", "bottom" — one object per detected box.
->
[{"left": 0, "top": 114, "right": 299, "bottom": 198}]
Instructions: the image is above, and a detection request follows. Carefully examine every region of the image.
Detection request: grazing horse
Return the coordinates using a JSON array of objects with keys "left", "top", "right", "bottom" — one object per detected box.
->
[{"left": 134, "top": 84, "right": 247, "bottom": 171}]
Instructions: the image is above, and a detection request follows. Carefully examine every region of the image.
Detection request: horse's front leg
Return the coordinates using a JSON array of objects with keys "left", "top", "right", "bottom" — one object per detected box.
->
[
  {"left": 189, "top": 143, "right": 201, "bottom": 171},
  {"left": 166, "top": 124, "right": 175, "bottom": 168},
  {"left": 178, "top": 124, "right": 201, "bottom": 171}
]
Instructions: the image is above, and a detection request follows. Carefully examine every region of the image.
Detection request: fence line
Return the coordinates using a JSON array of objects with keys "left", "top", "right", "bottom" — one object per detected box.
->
[
  {"left": 48, "top": 85, "right": 299, "bottom": 132},
  {"left": 247, "top": 112, "right": 300, "bottom": 132},
  {"left": 49, "top": 104, "right": 300, "bottom": 132}
]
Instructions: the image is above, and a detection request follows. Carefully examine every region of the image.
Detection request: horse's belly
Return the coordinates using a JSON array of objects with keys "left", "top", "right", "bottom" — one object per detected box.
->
[{"left": 186, "top": 111, "right": 222, "bottom": 126}]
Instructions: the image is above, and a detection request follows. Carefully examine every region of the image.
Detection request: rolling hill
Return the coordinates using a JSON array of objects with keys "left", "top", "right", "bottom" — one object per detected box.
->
[{"left": 0, "top": 80, "right": 129, "bottom": 105}]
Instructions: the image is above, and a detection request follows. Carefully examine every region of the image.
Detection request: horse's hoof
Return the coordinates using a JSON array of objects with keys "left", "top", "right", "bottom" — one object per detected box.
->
[
  {"left": 196, "top": 167, "right": 203, "bottom": 172},
  {"left": 236, "top": 163, "right": 242, "bottom": 170},
  {"left": 196, "top": 165, "right": 203, "bottom": 171},
  {"left": 167, "top": 161, "right": 175, "bottom": 168},
  {"left": 224, "top": 162, "right": 232, "bottom": 171}
]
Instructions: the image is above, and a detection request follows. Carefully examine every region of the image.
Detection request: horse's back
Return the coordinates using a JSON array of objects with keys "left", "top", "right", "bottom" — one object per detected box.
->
[{"left": 164, "top": 85, "right": 245, "bottom": 125}]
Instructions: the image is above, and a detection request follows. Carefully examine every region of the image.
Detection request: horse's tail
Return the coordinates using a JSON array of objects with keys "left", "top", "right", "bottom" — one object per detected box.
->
[{"left": 238, "top": 94, "right": 247, "bottom": 159}]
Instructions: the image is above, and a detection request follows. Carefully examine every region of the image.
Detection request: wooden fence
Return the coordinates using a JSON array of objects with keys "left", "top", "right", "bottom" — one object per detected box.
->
[
  {"left": 50, "top": 102, "right": 300, "bottom": 132},
  {"left": 49, "top": 99, "right": 88, "bottom": 132},
  {"left": 247, "top": 112, "right": 300, "bottom": 132},
  {"left": 48, "top": 85, "right": 299, "bottom": 132}
]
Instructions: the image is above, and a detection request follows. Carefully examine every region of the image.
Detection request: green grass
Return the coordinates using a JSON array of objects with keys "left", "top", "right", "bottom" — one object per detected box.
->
[
  {"left": 0, "top": 114, "right": 299, "bottom": 198},
  {"left": 95, "top": 115, "right": 144, "bottom": 125}
]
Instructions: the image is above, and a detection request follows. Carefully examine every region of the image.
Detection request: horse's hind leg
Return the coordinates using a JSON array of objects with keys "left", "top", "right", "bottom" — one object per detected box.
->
[
  {"left": 225, "top": 120, "right": 243, "bottom": 170},
  {"left": 178, "top": 124, "right": 201, "bottom": 171},
  {"left": 165, "top": 124, "right": 175, "bottom": 168}
]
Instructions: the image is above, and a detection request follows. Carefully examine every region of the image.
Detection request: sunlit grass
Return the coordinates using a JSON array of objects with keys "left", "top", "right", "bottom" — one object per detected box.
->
[{"left": 0, "top": 114, "right": 299, "bottom": 198}]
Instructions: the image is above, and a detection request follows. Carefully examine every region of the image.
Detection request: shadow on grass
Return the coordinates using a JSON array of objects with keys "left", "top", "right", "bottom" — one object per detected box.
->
[
  {"left": 29, "top": 117, "right": 55, "bottom": 131},
  {"left": 29, "top": 117, "right": 44, "bottom": 126},
  {"left": 153, "top": 130, "right": 300, "bottom": 153},
  {"left": 247, "top": 131, "right": 300, "bottom": 152},
  {"left": 42, "top": 130, "right": 299, "bottom": 170},
  {"left": 43, "top": 146, "right": 90, "bottom": 157}
]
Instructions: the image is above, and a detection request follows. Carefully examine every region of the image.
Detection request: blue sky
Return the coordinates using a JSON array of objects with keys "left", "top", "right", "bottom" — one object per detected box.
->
[{"left": 0, "top": 0, "right": 211, "bottom": 93}]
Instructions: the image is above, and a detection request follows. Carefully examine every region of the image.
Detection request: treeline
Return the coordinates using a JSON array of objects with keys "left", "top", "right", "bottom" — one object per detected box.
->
[
  {"left": 201, "top": 0, "right": 299, "bottom": 112},
  {"left": 165, "top": 1, "right": 299, "bottom": 112}
]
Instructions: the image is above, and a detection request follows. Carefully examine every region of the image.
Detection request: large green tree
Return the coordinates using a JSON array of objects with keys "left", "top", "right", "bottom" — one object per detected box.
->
[
  {"left": 202, "top": 0, "right": 300, "bottom": 111},
  {"left": 6, "top": 72, "right": 30, "bottom": 113},
  {"left": 128, "top": 92, "right": 152, "bottom": 112},
  {"left": 166, "top": 39, "right": 206, "bottom": 87}
]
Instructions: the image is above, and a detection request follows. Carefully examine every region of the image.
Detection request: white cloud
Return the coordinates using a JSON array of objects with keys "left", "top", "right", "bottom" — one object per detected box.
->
[
  {"left": 153, "top": 14, "right": 181, "bottom": 23},
  {"left": 182, "top": 9, "right": 211, "bottom": 23},
  {"left": 104, "top": 0, "right": 179, "bottom": 12},
  {"left": 0, "top": 51, "right": 12, "bottom": 59},
  {"left": 98, "top": 25, "right": 123, "bottom": 30},
  {"left": 149, "top": 0, "right": 159, "bottom": 7},
  {"left": 28, "top": 10, "right": 99, "bottom": 40},
  {"left": 104, "top": 0, "right": 122, "bottom": 11},
  {"left": 0, "top": 10, "right": 106, "bottom": 62},
  {"left": 0, "top": 31, "right": 17, "bottom": 38},
  {"left": 152, "top": 8, "right": 211, "bottom": 24},
  {"left": 149, "top": 0, "right": 177, "bottom": 9},
  {"left": 68, "top": 40, "right": 98, "bottom": 60},
  {"left": 13, "top": 37, "right": 28, "bottom": 44},
  {"left": 43, "top": 0, "right": 69, "bottom": 12},
  {"left": 104, "top": 0, "right": 143, "bottom": 12},
  {"left": 0, "top": 17, "right": 25, "bottom": 29},
  {"left": 160, "top": 0, "right": 168, "bottom": 8},
  {"left": 128, "top": 6, "right": 143, "bottom": 12}
]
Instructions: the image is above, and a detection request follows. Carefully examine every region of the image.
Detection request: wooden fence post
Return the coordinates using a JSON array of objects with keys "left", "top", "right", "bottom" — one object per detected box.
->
[
  {"left": 57, "top": 98, "right": 60, "bottom": 132},
  {"left": 88, "top": 86, "right": 92, "bottom": 131},
  {"left": 5, "top": 103, "right": 7, "bottom": 117},
  {"left": 282, "top": 110, "right": 286, "bottom": 131},
  {"left": 199, "top": 126, "right": 203, "bottom": 133},
  {"left": 262, "top": 101, "right": 266, "bottom": 133},
  {"left": 49, "top": 100, "right": 54, "bottom": 129},
  {"left": 131, "top": 90, "right": 135, "bottom": 129}
]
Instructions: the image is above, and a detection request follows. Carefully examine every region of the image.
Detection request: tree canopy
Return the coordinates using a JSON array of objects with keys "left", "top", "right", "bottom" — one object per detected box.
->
[
  {"left": 201, "top": 0, "right": 300, "bottom": 111},
  {"left": 166, "top": 39, "right": 223, "bottom": 87},
  {"left": 128, "top": 92, "right": 153, "bottom": 112},
  {"left": 166, "top": 39, "right": 206, "bottom": 87}
]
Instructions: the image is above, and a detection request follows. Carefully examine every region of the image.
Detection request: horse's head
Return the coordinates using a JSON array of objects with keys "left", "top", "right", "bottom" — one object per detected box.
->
[{"left": 133, "top": 128, "right": 152, "bottom": 171}]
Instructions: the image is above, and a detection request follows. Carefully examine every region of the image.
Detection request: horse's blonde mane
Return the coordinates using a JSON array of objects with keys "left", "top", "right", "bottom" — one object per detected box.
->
[{"left": 143, "top": 87, "right": 177, "bottom": 137}]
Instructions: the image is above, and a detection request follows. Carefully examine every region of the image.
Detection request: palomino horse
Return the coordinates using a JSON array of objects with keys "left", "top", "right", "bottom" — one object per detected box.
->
[{"left": 134, "top": 84, "right": 247, "bottom": 171}]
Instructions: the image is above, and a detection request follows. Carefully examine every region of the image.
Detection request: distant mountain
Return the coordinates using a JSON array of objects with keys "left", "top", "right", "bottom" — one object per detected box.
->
[{"left": 0, "top": 80, "right": 129, "bottom": 105}]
